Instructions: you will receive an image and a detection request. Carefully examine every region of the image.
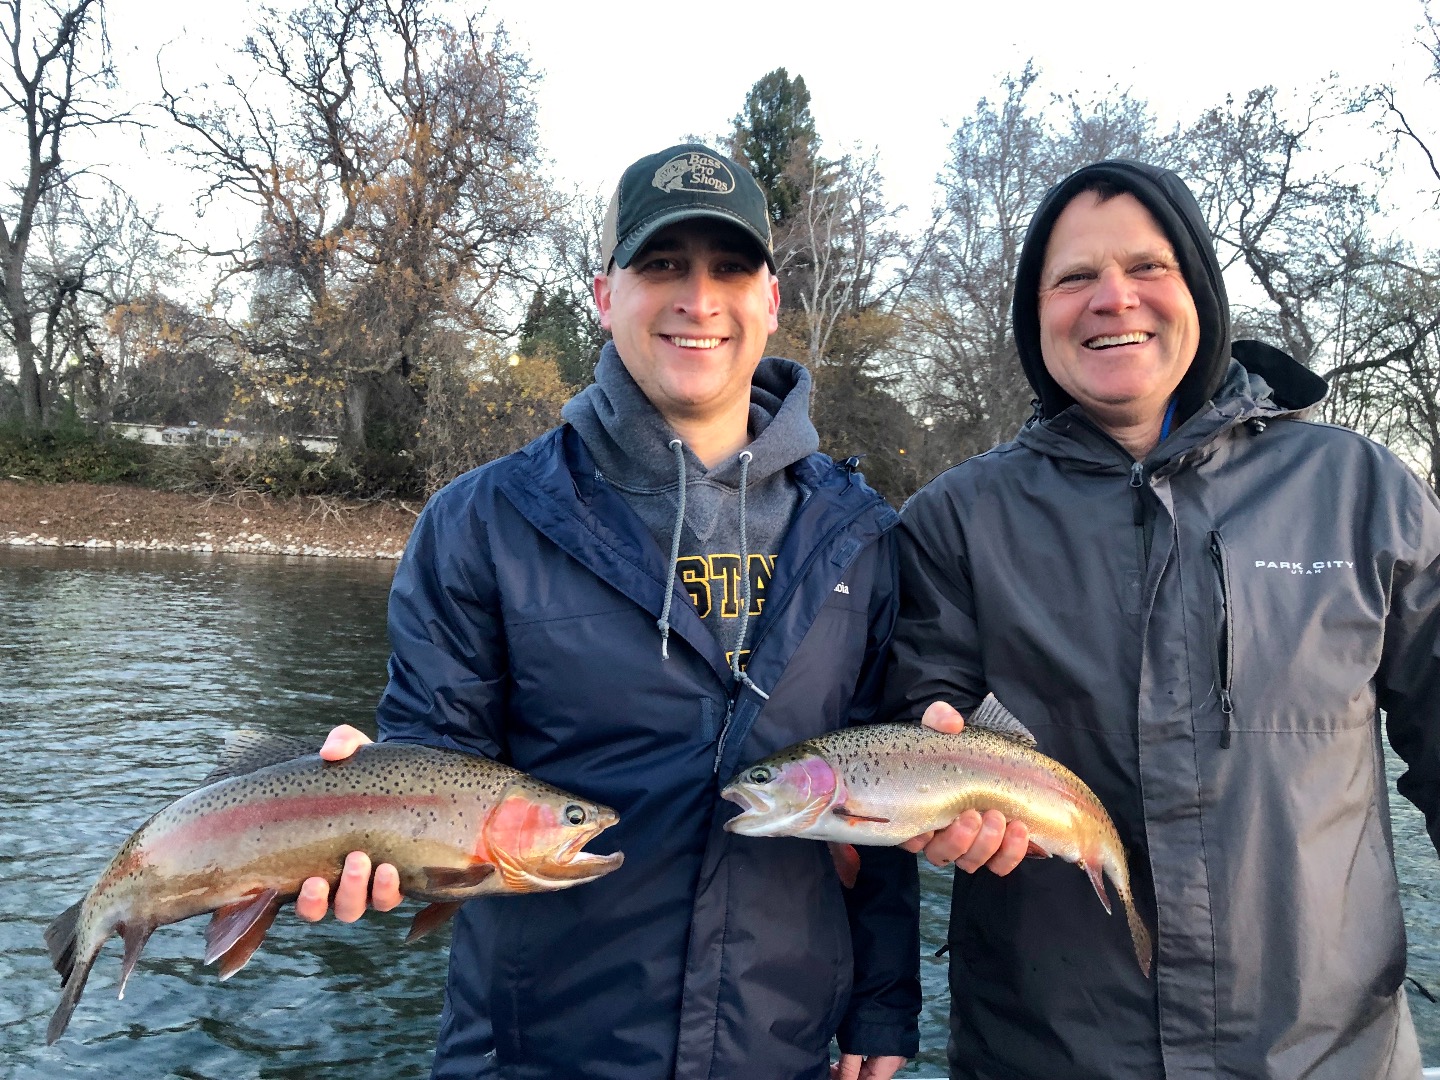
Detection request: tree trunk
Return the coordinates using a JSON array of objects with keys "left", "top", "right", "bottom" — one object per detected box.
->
[
  {"left": 343, "top": 378, "right": 371, "bottom": 451},
  {"left": 14, "top": 340, "right": 42, "bottom": 428}
]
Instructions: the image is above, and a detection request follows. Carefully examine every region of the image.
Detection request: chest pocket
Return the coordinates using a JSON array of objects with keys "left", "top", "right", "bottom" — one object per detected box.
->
[{"left": 1206, "top": 529, "right": 1385, "bottom": 735}]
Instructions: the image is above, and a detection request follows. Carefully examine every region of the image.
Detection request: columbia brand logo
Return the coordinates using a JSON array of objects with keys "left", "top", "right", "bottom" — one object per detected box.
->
[
  {"left": 652, "top": 152, "right": 736, "bottom": 195},
  {"left": 1254, "top": 559, "right": 1355, "bottom": 575},
  {"left": 833, "top": 582, "right": 850, "bottom": 594}
]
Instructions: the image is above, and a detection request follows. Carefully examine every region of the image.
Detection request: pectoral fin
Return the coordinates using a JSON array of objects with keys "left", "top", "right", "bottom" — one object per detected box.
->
[
  {"left": 406, "top": 901, "right": 465, "bottom": 943},
  {"left": 831, "top": 806, "right": 890, "bottom": 824},
  {"left": 422, "top": 863, "right": 496, "bottom": 891},
  {"left": 827, "top": 842, "right": 861, "bottom": 888},
  {"left": 204, "top": 888, "right": 281, "bottom": 979}
]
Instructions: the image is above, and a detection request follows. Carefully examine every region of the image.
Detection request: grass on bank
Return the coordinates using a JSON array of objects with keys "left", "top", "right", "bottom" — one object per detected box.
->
[{"left": 0, "top": 421, "right": 424, "bottom": 500}]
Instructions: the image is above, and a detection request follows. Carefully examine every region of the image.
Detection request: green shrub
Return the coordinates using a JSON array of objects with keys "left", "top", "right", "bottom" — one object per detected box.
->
[{"left": 0, "top": 423, "right": 156, "bottom": 484}]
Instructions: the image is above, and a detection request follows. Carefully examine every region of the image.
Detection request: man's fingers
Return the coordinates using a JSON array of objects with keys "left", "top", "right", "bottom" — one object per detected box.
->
[
  {"left": 986, "top": 820, "right": 1031, "bottom": 877},
  {"left": 333, "top": 851, "right": 374, "bottom": 923},
  {"left": 370, "top": 861, "right": 404, "bottom": 912},
  {"left": 955, "top": 810, "right": 1009, "bottom": 873},
  {"left": 920, "top": 700, "right": 965, "bottom": 734},
  {"left": 294, "top": 876, "right": 331, "bottom": 922},
  {"left": 900, "top": 830, "right": 936, "bottom": 854},
  {"left": 923, "top": 809, "right": 983, "bottom": 866},
  {"left": 831, "top": 1054, "right": 861, "bottom": 1080},
  {"left": 319, "top": 724, "right": 373, "bottom": 762}
]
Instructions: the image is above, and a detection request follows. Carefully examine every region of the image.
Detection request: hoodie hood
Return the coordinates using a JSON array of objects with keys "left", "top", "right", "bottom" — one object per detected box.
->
[
  {"left": 561, "top": 341, "right": 818, "bottom": 490},
  {"left": 1012, "top": 159, "right": 1232, "bottom": 428}
]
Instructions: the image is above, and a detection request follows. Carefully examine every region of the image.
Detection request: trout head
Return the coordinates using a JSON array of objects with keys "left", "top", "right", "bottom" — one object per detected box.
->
[
  {"left": 482, "top": 784, "right": 624, "bottom": 892},
  {"left": 721, "top": 749, "right": 841, "bottom": 837}
]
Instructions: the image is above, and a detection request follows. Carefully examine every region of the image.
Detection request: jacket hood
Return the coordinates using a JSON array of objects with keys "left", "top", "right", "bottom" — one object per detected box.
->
[
  {"left": 560, "top": 341, "right": 819, "bottom": 489},
  {"left": 1017, "top": 339, "right": 1328, "bottom": 469},
  {"left": 1012, "top": 159, "right": 1232, "bottom": 427}
]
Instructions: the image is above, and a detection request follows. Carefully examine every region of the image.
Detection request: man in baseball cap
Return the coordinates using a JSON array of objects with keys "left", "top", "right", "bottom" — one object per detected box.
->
[{"left": 296, "top": 143, "right": 919, "bottom": 1080}]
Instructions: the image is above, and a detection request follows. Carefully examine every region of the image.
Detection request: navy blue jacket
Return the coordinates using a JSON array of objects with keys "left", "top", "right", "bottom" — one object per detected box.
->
[{"left": 377, "top": 424, "right": 920, "bottom": 1079}]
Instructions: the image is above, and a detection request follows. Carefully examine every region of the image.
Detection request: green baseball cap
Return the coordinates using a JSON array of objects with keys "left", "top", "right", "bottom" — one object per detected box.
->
[{"left": 600, "top": 143, "right": 775, "bottom": 272}]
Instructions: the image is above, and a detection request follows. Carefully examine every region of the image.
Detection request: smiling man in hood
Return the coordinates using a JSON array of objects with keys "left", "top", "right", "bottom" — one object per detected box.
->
[
  {"left": 291, "top": 143, "right": 919, "bottom": 1080},
  {"left": 886, "top": 160, "right": 1440, "bottom": 1079}
]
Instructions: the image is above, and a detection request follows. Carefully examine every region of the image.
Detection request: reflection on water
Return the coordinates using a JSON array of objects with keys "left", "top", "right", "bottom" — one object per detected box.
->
[{"left": 2, "top": 546, "right": 1438, "bottom": 1077}]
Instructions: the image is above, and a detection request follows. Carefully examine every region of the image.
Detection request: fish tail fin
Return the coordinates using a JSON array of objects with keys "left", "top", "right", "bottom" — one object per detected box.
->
[
  {"left": 1121, "top": 892, "right": 1154, "bottom": 978},
  {"left": 47, "top": 961, "right": 92, "bottom": 1045},
  {"left": 44, "top": 900, "right": 83, "bottom": 983},
  {"left": 46, "top": 929, "right": 104, "bottom": 1046}
]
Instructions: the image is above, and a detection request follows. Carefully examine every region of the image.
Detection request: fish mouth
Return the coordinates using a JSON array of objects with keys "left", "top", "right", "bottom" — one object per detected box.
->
[
  {"left": 494, "top": 806, "right": 625, "bottom": 889},
  {"left": 721, "top": 784, "right": 825, "bottom": 836}
]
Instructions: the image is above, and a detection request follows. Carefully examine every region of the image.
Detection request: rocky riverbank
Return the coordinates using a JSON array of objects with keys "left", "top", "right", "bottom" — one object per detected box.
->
[{"left": 0, "top": 479, "right": 418, "bottom": 559}]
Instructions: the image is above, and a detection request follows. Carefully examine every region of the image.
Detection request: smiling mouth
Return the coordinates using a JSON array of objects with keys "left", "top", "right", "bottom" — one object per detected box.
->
[
  {"left": 1084, "top": 331, "right": 1153, "bottom": 350},
  {"left": 662, "top": 335, "right": 725, "bottom": 349}
]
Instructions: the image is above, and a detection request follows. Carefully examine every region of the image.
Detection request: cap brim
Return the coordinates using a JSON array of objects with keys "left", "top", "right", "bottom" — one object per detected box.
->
[{"left": 611, "top": 207, "right": 776, "bottom": 273}]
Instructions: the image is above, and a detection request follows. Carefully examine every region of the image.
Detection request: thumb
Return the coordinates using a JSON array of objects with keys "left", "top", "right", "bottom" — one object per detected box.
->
[
  {"left": 920, "top": 699, "right": 966, "bottom": 733},
  {"left": 319, "top": 724, "right": 372, "bottom": 761}
]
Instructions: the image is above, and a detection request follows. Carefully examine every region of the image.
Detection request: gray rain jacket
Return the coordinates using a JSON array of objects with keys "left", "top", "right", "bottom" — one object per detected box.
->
[{"left": 887, "top": 341, "right": 1440, "bottom": 1078}]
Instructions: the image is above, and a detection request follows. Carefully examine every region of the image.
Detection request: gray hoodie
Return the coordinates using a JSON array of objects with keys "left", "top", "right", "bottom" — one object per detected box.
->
[{"left": 562, "top": 342, "right": 819, "bottom": 681}]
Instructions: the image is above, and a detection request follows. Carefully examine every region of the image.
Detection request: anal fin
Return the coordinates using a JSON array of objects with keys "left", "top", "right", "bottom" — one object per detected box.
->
[
  {"left": 116, "top": 920, "right": 156, "bottom": 999},
  {"left": 1083, "top": 861, "right": 1113, "bottom": 916},
  {"left": 406, "top": 901, "right": 464, "bottom": 943},
  {"left": 204, "top": 889, "right": 281, "bottom": 980}
]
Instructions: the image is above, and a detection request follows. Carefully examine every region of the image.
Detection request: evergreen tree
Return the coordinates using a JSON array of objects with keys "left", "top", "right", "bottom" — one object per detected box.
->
[
  {"left": 517, "top": 287, "right": 602, "bottom": 389},
  {"left": 732, "top": 68, "right": 818, "bottom": 225}
]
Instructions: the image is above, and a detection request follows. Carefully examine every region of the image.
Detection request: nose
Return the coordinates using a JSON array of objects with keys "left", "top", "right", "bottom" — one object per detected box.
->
[
  {"left": 1089, "top": 266, "right": 1139, "bottom": 314},
  {"left": 673, "top": 268, "right": 722, "bottom": 318}
]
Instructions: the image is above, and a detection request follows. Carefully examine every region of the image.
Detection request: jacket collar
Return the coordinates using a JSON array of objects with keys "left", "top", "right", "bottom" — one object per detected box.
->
[{"left": 1016, "top": 341, "right": 1327, "bottom": 473}]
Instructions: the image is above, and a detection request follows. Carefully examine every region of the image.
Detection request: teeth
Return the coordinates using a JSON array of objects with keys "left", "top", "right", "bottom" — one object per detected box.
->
[
  {"left": 669, "top": 336, "right": 722, "bottom": 349},
  {"left": 1086, "top": 332, "right": 1150, "bottom": 349}
]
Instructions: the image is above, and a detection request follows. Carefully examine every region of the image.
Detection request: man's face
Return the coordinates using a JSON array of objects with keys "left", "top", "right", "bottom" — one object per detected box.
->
[
  {"left": 1038, "top": 191, "right": 1199, "bottom": 433},
  {"left": 593, "top": 219, "right": 779, "bottom": 433}
]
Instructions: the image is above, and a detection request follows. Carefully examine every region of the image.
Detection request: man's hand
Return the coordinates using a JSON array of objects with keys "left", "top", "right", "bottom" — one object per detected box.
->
[
  {"left": 293, "top": 725, "right": 405, "bottom": 922},
  {"left": 901, "top": 701, "right": 1030, "bottom": 875},
  {"left": 831, "top": 1053, "right": 907, "bottom": 1080}
]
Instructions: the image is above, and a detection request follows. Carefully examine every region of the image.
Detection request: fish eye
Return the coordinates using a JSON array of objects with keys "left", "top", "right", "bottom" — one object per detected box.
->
[
  {"left": 564, "top": 804, "right": 587, "bottom": 826},
  {"left": 747, "top": 766, "right": 774, "bottom": 785}
]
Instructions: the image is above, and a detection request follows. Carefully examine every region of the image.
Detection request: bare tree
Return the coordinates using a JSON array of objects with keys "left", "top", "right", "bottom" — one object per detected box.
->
[
  {"left": 901, "top": 67, "right": 1169, "bottom": 465},
  {"left": 0, "top": 0, "right": 128, "bottom": 426},
  {"left": 163, "top": 0, "right": 553, "bottom": 449}
]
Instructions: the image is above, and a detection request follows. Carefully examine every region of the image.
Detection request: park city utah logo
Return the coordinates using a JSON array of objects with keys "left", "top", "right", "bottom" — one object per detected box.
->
[
  {"left": 1253, "top": 557, "right": 1356, "bottom": 576},
  {"left": 652, "top": 152, "right": 736, "bottom": 195}
]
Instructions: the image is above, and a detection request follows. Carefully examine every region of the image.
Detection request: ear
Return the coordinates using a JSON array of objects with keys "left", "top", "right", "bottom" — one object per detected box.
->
[
  {"left": 766, "top": 273, "right": 780, "bottom": 334},
  {"left": 593, "top": 272, "right": 614, "bottom": 331}
]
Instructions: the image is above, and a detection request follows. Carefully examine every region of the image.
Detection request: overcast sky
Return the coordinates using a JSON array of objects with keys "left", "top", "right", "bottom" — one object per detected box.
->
[{"left": 99, "top": 0, "right": 1440, "bottom": 251}]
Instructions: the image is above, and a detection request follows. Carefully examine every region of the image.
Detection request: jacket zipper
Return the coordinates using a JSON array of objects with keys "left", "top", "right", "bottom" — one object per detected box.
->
[
  {"left": 1209, "top": 530, "right": 1236, "bottom": 748},
  {"left": 710, "top": 493, "right": 888, "bottom": 775},
  {"left": 1130, "top": 461, "right": 1149, "bottom": 569}
]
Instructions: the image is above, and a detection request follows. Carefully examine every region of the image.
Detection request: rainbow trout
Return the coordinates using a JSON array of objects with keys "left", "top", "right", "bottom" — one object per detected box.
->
[
  {"left": 44, "top": 734, "right": 624, "bottom": 1044},
  {"left": 721, "top": 695, "right": 1152, "bottom": 976}
]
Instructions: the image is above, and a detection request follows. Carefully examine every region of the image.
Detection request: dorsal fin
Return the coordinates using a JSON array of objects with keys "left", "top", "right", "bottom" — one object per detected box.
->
[
  {"left": 201, "top": 730, "right": 319, "bottom": 785},
  {"left": 967, "top": 694, "right": 1038, "bottom": 748}
]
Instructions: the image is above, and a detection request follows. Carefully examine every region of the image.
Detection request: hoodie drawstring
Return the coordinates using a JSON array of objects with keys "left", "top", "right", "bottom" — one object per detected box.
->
[
  {"left": 657, "top": 438, "right": 687, "bottom": 660},
  {"left": 731, "top": 451, "right": 768, "bottom": 700}
]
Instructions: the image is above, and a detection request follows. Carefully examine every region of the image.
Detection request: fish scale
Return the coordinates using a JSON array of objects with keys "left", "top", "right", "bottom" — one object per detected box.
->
[
  {"left": 44, "top": 740, "right": 622, "bottom": 1045},
  {"left": 722, "top": 695, "right": 1153, "bottom": 976}
]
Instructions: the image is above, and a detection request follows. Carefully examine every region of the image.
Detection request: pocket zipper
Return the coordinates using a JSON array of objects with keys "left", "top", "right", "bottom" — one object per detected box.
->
[{"left": 1208, "top": 531, "right": 1236, "bottom": 748}]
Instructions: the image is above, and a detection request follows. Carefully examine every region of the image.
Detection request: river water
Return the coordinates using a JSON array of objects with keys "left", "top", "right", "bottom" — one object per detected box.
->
[{"left": 3, "top": 546, "right": 1438, "bottom": 1078}]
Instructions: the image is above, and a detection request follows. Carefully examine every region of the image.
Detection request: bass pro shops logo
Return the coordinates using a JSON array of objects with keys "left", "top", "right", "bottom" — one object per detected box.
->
[{"left": 652, "top": 152, "right": 736, "bottom": 195}]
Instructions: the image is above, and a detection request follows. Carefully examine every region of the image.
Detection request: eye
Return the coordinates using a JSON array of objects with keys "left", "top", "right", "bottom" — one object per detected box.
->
[
  {"left": 746, "top": 765, "right": 774, "bottom": 785},
  {"left": 564, "top": 804, "right": 587, "bottom": 826}
]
